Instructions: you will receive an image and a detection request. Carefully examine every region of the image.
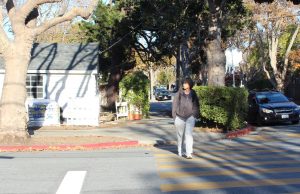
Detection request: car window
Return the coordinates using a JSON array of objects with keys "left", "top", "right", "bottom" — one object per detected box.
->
[
  {"left": 160, "top": 90, "right": 169, "bottom": 94},
  {"left": 256, "top": 93, "right": 289, "bottom": 104}
]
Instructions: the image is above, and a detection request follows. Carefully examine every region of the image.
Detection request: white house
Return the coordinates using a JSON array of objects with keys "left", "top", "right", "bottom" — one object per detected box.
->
[{"left": 0, "top": 43, "right": 100, "bottom": 126}]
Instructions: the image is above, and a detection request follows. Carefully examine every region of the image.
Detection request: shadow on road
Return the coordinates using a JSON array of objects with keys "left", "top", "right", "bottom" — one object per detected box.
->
[
  {"left": 146, "top": 123, "right": 300, "bottom": 193},
  {"left": 0, "top": 156, "right": 14, "bottom": 159}
]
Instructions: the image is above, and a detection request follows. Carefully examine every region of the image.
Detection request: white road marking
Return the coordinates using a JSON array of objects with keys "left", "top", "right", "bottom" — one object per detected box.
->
[{"left": 56, "top": 171, "right": 87, "bottom": 194}]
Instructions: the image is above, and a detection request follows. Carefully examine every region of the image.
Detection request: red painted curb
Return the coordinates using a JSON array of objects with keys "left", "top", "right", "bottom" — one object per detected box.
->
[
  {"left": 0, "top": 141, "right": 139, "bottom": 152},
  {"left": 225, "top": 125, "right": 255, "bottom": 139}
]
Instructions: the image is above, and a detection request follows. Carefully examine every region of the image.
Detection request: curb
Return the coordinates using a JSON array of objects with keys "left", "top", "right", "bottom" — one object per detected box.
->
[
  {"left": 225, "top": 125, "right": 256, "bottom": 139},
  {"left": 0, "top": 141, "right": 139, "bottom": 152}
]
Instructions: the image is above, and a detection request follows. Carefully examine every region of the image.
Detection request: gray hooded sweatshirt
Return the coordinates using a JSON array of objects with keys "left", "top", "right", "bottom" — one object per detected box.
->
[{"left": 172, "top": 89, "right": 200, "bottom": 121}]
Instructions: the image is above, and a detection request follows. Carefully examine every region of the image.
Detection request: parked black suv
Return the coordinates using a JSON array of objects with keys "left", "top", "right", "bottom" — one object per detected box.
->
[
  {"left": 155, "top": 89, "right": 172, "bottom": 101},
  {"left": 248, "top": 91, "right": 300, "bottom": 125}
]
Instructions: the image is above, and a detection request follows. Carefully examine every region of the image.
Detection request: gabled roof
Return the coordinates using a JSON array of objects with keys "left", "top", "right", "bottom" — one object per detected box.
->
[{"left": 0, "top": 43, "right": 99, "bottom": 72}]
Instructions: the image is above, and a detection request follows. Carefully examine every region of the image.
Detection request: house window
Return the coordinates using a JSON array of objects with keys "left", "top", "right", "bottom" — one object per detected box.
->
[{"left": 26, "top": 75, "right": 44, "bottom": 99}]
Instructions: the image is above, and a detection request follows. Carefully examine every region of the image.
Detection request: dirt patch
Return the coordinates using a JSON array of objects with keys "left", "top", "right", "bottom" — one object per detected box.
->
[{"left": 0, "top": 136, "right": 131, "bottom": 146}]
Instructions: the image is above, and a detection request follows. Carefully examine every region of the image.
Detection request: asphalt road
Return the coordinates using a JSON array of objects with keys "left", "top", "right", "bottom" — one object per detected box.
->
[
  {"left": 0, "top": 149, "right": 161, "bottom": 194},
  {"left": 1, "top": 123, "right": 300, "bottom": 194},
  {"left": 150, "top": 100, "right": 172, "bottom": 118}
]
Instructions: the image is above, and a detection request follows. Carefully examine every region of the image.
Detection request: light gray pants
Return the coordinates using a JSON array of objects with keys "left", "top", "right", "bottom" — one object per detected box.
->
[{"left": 175, "top": 116, "right": 195, "bottom": 156}]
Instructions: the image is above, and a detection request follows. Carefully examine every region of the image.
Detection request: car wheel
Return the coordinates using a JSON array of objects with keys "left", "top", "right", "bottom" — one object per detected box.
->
[{"left": 292, "top": 120, "right": 299, "bottom": 125}]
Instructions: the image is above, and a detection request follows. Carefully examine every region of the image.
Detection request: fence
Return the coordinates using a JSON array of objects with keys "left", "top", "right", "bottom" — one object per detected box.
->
[{"left": 63, "top": 97, "right": 100, "bottom": 126}]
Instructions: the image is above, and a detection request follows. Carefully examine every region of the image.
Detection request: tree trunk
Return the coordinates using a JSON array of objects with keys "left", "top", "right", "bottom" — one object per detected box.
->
[
  {"left": 100, "top": 44, "right": 124, "bottom": 112},
  {"left": 275, "top": 75, "right": 284, "bottom": 92},
  {"left": 149, "top": 65, "right": 154, "bottom": 99},
  {"left": 207, "top": 39, "right": 226, "bottom": 86},
  {"left": 206, "top": 1, "right": 226, "bottom": 86},
  {"left": 180, "top": 41, "right": 191, "bottom": 78},
  {"left": 0, "top": 42, "right": 32, "bottom": 139},
  {"left": 175, "top": 48, "right": 183, "bottom": 90},
  {"left": 175, "top": 41, "right": 191, "bottom": 89},
  {"left": 101, "top": 70, "right": 122, "bottom": 112}
]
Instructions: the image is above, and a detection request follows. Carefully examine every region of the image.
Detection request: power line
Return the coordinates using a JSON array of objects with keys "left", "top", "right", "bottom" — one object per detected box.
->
[
  {"left": 98, "top": 22, "right": 142, "bottom": 55},
  {"left": 98, "top": 3, "right": 168, "bottom": 55}
]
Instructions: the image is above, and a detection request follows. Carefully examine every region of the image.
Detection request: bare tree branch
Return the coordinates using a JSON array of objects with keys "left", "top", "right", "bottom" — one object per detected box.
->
[
  {"left": 4, "top": 0, "right": 16, "bottom": 23},
  {"left": 34, "top": 7, "right": 93, "bottom": 35},
  {"left": 17, "top": 0, "right": 62, "bottom": 23},
  {"left": 282, "top": 24, "right": 300, "bottom": 78}
]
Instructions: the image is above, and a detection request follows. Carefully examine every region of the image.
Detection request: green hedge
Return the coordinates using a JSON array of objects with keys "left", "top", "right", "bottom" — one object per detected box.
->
[
  {"left": 194, "top": 86, "right": 248, "bottom": 130},
  {"left": 119, "top": 71, "right": 150, "bottom": 118}
]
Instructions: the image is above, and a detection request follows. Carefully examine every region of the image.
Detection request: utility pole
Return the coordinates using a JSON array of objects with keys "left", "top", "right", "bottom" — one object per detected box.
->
[
  {"left": 150, "top": 63, "right": 155, "bottom": 101},
  {"left": 231, "top": 48, "right": 236, "bottom": 87}
]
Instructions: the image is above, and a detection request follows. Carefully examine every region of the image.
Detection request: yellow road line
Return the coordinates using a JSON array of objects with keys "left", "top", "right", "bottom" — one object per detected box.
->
[
  {"left": 161, "top": 178, "right": 300, "bottom": 192},
  {"left": 287, "top": 134, "right": 300, "bottom": 138},
  {"left": 248, "top": 135, "right": 277, "bottom": 141},
  {"left": 156, "top": 152, "right": 299, "bottom": 162},
  {"left": 154, "top": 148, "right": 300, "bottom": 158},
  {"left": 157, "top": 160, "right": 300, "bottom": 169},
  {"left": 153, "top": 145, "right": 276, "bottom": 152},
  {"left": 159, "top": 167, "right": 300, "bottom": 178},
  {"left": 156, "top": 153, "right": 299, "bottom": 163}
]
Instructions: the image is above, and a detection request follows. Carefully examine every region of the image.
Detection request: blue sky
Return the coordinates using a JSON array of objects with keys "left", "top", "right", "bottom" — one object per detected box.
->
[{"left": 225, "top": 48, "right": 243, "bottom": 68}]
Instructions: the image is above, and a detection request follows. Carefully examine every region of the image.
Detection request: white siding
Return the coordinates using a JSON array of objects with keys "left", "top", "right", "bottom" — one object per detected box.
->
[
  {"left": 44, "top": 73, "right": 98, "bottom": 111},
  {"left": 0, "top": 72, "right": 99, "bottom": 125}
]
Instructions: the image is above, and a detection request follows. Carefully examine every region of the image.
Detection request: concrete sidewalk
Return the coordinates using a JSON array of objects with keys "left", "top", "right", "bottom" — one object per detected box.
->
[{"left": 31, "top": 117, "right": 226, "bottom": 145}]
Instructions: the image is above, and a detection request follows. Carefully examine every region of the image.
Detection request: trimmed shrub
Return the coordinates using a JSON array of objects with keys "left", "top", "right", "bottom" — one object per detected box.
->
[
  {"left": 119, "top": 71, "right": 150, "bottom": 118},
  {"left": 194, "top": 86, "right": 249, "bottom": 130}
]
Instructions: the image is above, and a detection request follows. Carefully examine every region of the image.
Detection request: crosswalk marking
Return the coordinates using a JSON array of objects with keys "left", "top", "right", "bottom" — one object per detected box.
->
[
  {"left": 56, "top": 171, "right": 87, "bottom": 194},
  {"left": 154, "top": 148, "right": 300, "bottom": 157},
  {"left": 248, "top": 135, "right": 278, "bottom": 141},
  {"left": 160, "top": 178, "right": 300, "bottom": 192},
  {"left": 159, "top": 167, "right": 300, "bottom": 178},
  {"left": 153, "top": 144, "right": 292, "bottom": 152},
  {"left": 157, "top": 159, "right": 300, "bottom": 169},
  {"left": 153, "top": 144, "right": 300, "bottom": 193},
  {"left": 156, "top": 152, "right": 299, "bottom": 162},
  {"left": 287, "top": 134, "right": 300, "bottom": 138}
]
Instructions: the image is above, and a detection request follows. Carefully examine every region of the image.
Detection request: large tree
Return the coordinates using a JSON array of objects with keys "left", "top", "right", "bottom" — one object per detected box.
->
[
  {"left": 244, "top": 0, "right": 300, "bottom": 91},
  {"left": 120, "top": 0, "right": 250, "bottom": 87},
  {"left": 204, "top": 0, "right": 252, "bottom": 86},
  {"left": 0, "top": 0, "right": 96, "bottom": 139}
]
